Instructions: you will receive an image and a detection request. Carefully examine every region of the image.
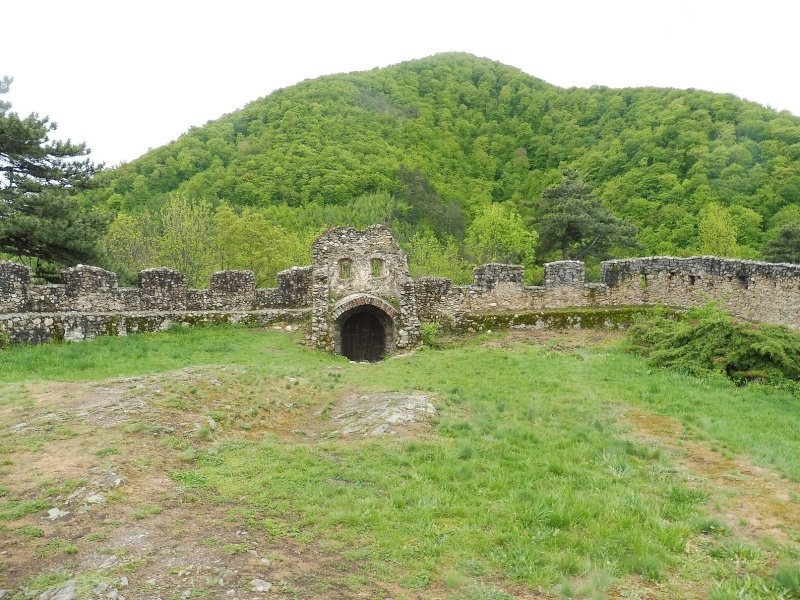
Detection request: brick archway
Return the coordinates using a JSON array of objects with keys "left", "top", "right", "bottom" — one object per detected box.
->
[
  {"left": 332, "top": 294, "right": 397, "bottom": 360},
  {"left": 331, "top": 294, "right": 399, "bottom": 322}
]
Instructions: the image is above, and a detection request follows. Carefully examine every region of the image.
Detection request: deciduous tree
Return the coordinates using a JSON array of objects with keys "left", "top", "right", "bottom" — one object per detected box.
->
[
  {"left": 101, "top": 212, "right": 159, "bottom": 279},
  {"left": 213, "top": 203, "right": 309, "bottom": 286},
  {"left": 698, "top": 202, "right": 740, "bottom": 257},
  {"left": 158, "top": 194, "right": 214, "bottom": 286},
  {"left": 405, "top": 228, "right": 471, "bottom": 282},
  {"left": 465, "top": 202, "right": 536, "bottom": 265}
]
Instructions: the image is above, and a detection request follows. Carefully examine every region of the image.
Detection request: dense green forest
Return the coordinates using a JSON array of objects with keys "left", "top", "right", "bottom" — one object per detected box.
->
[{"left": 76, "top": 53, "right": 800, "bottom": 284}]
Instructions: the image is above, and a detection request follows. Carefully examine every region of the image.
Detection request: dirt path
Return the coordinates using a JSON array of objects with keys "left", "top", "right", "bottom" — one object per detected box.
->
[
  {"left": 0, "top": 373, "right": 353, "bottom": 598},
  {"left": 626, "top": 408, "right": 800, "bottom": 547}
]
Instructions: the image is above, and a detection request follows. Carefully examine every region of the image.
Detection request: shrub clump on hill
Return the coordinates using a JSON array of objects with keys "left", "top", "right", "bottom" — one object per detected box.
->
[{"left": 626, "top": 304, "right": 800, "bottom": 385}]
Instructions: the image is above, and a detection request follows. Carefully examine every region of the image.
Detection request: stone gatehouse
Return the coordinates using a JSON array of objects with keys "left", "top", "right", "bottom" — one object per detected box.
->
[
  {"left": 2, "top": 224, "right": 800, "bottom": 360},
  {"left": 309, "top": 225, "right": 420, "bottom": 360}
]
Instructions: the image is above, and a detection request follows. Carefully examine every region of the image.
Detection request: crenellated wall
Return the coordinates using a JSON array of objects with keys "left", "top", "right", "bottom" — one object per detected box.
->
[
  {"left": 415, "top": 257, "right": 800, "bottom": 331},
  {"left": 598, "top": 257, "right": 800, "bottom": 326},
  {"left": 1, "top": 227, "right": 799, "bottom": 349},
  {"left": 0, "top": 262, "right": 312, "bottom": 344}
]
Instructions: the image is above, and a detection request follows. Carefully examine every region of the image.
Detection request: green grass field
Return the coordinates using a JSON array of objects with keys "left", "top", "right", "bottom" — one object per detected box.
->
[{"left": 1, "top": 326, "right": 799, "bottom": 599}]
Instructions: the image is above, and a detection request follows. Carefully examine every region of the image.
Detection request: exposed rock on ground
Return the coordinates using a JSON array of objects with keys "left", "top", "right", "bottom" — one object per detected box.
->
[{"left": 330, "top": 391, "right": 437, "bottom": 437}]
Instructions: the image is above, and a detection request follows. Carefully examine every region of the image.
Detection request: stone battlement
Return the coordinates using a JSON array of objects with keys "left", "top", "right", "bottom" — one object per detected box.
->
[
  {"left": 1, "top": 227, "right": 799, "bottom": 352},
  {"left": 0, "top": 263, "right": 312, "bottom": 315},
  {"left": 0, "top": 262, "right": 312, "bottom": 344},
  {"left": 415, "top": 255, "right": 800, "bottom": 330}
]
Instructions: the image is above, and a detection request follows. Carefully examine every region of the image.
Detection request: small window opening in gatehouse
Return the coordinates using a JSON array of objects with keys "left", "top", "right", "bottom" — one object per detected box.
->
[
  {"left": 339, "top": 258, "right": 352, "bottom": 279},
  {"left": 689, "top": 275, "right": 697, "bottom": 285},
  {"left": 640, "top": 273, "right": 648, "bottom": 288},
  {"left": 371, "top": 258, "right": 384, "bottom": 278}
]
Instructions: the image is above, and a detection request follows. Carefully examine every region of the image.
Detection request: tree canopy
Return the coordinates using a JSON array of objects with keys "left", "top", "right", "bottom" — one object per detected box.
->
[
  {"left": 0, "top": 76, "right": 105, "bottom": 276},
  {"left": 697, "top": 202, "right": 741, "bottom": 257},
  {"left": 31, "top": 52, "right": 796, "bottom": 285},
  {"left": 465, "top": 202, "right": 536, "bottom": 265},
  {"left": 79, "top": 53, "right": 800, "bottom": 266}
]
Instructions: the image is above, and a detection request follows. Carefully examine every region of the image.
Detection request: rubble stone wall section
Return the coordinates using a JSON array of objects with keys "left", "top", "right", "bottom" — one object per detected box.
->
[
  {"left": 416, "top": 256, "right": 800, "bottom": 330},
  {"left": 0, "top": 261, "right": 313, "bottom": 344},
  {"left": 599, "top": 257, "right": 800, "bottom": 327},
  {"left": 308, "top": 225, "right": 420, "bottom": 351},
  {"left": 2, "top": 310, "right": 309, "bottom": 346}
]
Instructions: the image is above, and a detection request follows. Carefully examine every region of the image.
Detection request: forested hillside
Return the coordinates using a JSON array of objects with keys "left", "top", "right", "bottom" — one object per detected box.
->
[{"left": 80, "top": 53, "right": 800, "bottom": 284}]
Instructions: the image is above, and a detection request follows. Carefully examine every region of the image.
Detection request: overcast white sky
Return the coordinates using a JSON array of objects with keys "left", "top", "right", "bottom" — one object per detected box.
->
[{"left": 4, "top": 0, "right": 798, "bottom": 166}]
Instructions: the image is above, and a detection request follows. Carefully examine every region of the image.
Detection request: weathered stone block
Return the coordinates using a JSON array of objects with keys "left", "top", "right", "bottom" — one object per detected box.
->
[
  {"left": 277, "top": 266, "right": 312, "bottom": 306},
  {"left": 63, "top": 265, "right": 118, "bottom": 296},
  {"left": 544, "top": 261, "right": 585, "bottom": 287},
  {"left": 0, "top": 261, "right": 32, "bottom": 312},
  {"left": 473, "top": 264, "right": 524, "bottom": 288},
  {"left": 138, "top": 268, "right": 186, "bottom": 291},
  {"left": 210, "top": 270, "right": 256, "bottom": 294},
  {"left": 138, "top": 268, "right": 187, "bottom": 310}
]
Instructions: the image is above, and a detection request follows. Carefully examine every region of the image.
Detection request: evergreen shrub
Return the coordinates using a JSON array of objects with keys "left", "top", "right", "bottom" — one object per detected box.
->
[{"left": 626, "top": 303, "right": 800, "bottom": 384}]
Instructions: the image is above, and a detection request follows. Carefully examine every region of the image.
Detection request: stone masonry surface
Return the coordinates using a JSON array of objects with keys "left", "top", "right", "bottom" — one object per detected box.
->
[
  {"left": 309, "top": 225, "right": 420, "bottom": 353},
  {"left": 1, "top": 226, "right": 799, "bottom": 349}
]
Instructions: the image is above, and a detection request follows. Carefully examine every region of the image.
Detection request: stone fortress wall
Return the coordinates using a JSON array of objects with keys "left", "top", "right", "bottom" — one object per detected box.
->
[
  {"left": 1, "top": 224, "right": 799, "bottom": 350},
  {"left": 0, "top": 262, "right": 312, "bottom": 344},
  {"left": 415, "top": 257, "right": 800, "bottom": 331},
  {"left": 308, "top": 226, "right": 420, "bottom": 354}
]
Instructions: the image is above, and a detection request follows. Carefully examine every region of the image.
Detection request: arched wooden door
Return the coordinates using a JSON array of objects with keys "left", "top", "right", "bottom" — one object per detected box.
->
[{"left": 341, "top": 311, "right": 386, "bottom": 362}]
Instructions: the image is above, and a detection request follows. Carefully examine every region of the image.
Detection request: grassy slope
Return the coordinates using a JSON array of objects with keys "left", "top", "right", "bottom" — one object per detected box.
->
[{"left": 1, "top": 327, "right": 799, "bottom": 597}]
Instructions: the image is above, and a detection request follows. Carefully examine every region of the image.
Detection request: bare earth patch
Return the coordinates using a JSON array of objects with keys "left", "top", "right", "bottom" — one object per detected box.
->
[
  {"left": 22, "top": 382, "right": 139, "bottom": 428},
  {"left": 478, "top": 328, "right": 626, "bottom": 351},
  {"left": 0, "top": 370, "right": 455, "bottom": 599}
]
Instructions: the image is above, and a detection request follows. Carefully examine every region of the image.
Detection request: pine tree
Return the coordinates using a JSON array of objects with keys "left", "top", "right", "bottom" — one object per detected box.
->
[
  {"left": 763, "top": 224, "right": 800, "bottom": 264},
  {"left": 535, "top": 170, "right": 638, "bottom": 261},
  {"left": 0, "top": 76, "right": 106, "bottom": 277}
]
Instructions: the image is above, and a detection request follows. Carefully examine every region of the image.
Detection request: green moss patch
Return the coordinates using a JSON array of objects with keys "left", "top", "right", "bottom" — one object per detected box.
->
[{"left": 450, "top": 306, "right": 679, "bottom": 334}]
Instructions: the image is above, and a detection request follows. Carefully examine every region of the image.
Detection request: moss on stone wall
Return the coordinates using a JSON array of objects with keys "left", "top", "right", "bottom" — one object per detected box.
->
[
  {"left": 447, "top": 306, "right": 680, "bottom": 334},
  {"left": 384, "top": 296, "right": 401, "bottom": 310},
  {"left": 104, "top": 316, "right": 120, "bottom": 337},
  {"left": 124, "top": 315, "right": 158, "bottom": 333},
  {"left": 179, "top": 314, "right": 230, "bottom": 326}
]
